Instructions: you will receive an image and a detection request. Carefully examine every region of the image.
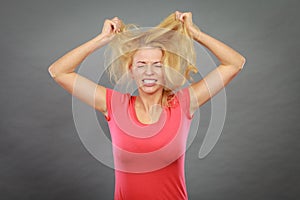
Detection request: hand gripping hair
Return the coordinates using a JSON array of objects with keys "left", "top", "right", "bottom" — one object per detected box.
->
[{"left": 105, "top": 12, "right": 199, "bottom": 107}]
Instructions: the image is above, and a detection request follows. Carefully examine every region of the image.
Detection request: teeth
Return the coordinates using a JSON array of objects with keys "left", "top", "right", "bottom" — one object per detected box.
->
[{"left": 143, "top": 79, "right": 156, "bottom": 84}]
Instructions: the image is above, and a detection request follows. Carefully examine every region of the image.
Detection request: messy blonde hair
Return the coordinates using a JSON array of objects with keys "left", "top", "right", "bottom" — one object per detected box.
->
[{"left": 105, "top": 12, "right": 199, "bottom": 107}]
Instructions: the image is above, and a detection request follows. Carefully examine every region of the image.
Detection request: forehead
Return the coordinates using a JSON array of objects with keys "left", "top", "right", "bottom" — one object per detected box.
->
[{"left": 133, "top": 48, "right": 163, "bottom": 63}]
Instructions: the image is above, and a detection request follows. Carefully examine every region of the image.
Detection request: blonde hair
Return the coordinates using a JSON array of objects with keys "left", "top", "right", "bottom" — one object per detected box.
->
[{"left": 105, "top": 12, "right": 199, "bottom": 107}]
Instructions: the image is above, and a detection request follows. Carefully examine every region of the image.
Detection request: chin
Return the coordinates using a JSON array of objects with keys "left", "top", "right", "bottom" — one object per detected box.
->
[{"left": 139, "top": 85, "right": 163, "bottom": 95}]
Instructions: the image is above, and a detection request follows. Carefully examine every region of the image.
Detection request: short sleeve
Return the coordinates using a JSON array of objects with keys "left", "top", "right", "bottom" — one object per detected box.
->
[
  {"left": 176, "top": 87, "right": 193, "bottom": 119},
  {"left": 105, "top": 88, "right": 113, "bottom": 121},
  {"left": 105, "top": 88, "right": 131, "bottom": 122}
]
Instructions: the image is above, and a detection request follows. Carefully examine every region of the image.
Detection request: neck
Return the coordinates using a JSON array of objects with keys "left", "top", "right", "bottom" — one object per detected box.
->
[{"left": 136, "top": 89, "right": 163, "bottom": 112}]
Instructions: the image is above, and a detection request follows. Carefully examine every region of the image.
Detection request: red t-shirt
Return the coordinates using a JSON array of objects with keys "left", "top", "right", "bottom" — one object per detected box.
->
[{"left": 106, "top": 87, "right": 193, "bottom": 200}]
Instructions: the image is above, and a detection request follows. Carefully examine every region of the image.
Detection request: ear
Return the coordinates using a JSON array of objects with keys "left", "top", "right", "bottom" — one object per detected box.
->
[{"left": 129, "top": 64, "right": 134, "bottom": 79}]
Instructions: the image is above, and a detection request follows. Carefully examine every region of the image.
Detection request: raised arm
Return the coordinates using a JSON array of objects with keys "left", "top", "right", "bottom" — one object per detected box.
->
[
  {"left": 48, "top": 17, "right": 122, "bottom": 116},
  {"left": 175, "top": 11, "right": 246, "bottom": 114}
]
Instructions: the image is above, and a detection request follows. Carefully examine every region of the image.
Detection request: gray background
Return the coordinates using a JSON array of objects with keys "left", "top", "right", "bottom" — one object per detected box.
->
[{"left": 1, "top": 0, "right": 299, "bottom": 199}]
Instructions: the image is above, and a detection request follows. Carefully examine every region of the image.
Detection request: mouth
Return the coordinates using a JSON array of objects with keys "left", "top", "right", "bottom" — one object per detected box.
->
[
  {"left": 142, "top": 79, "right": 157, "bottom": 84},
  {"left": 142, "top": 79, "right": 158, "bottom": 86}
]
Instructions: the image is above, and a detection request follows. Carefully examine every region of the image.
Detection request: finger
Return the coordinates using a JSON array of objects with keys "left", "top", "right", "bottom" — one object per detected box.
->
[
  {"left": 175, "top": 11, "right": 182, "bottom": 20},
  {"left": 109, "top": 21, "right": 117, "bottom": 32},
  {"left": 175, "top": 12, "right": 186, "bottom": 22},
  {"left": 112, "top": 17, "right": 119, "bottom": 23},
  {"left": 111, "top": 18, "right": 121, "bottom": 28},
  {"left": 180, "top": 12, "right": 192, "bottom": 22},
  {"left": 181, "top": 13, "right": 189, "bottom": 21},
  {"left": 112, "top": 17, "right": 121, "bottom": 24},
  {"left": 179, "top": 14, "right": 184, "bottom": 21}
]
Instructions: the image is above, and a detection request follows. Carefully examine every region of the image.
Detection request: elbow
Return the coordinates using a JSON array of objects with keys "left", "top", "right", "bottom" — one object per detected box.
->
[
  {"left": 235, "top": 56, "right": 246, "bottom": 71},
  {"left": 48, "top": 65, "right": 56, "bottom": 78},
  {"left": 225, "top": 56, "right": 246, "bottom": 72},
  {"left": 241, "top": 56, "right": 246, "bottom": 67}
]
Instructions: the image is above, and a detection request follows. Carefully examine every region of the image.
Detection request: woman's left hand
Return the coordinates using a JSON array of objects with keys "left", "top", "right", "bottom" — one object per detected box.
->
[{"left": 175, "top": 11, "right": 201, "bottom": 39}]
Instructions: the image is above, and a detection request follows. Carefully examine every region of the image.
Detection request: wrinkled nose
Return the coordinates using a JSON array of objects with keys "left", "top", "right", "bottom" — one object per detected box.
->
[{"left": 145, "top": 65, "right": 154, "bottom": 75}]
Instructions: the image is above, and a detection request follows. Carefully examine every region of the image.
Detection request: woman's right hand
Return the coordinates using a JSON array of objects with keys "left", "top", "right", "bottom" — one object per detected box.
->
[{"left": 99, "top": 17, "right": 123, "bottom": 42}]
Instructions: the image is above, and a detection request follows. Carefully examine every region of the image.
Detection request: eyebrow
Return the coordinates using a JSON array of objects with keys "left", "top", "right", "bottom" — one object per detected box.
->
[{"left": 136, "top": 61, "right": 162, "bottom": 64}]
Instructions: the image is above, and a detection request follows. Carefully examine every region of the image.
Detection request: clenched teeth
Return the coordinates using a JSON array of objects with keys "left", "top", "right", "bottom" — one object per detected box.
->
[{"left": 142, "top": 79, "right": 157, "bottom": 84}]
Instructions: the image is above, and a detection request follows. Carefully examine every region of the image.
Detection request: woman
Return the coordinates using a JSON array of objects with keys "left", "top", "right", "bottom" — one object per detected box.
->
[{"left": 48, "top": 11, "right": 245, "bottom": 200}]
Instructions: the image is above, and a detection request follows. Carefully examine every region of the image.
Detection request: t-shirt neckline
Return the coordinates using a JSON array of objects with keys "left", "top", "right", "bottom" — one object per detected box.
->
[{"left": 131, "top": 96, "right": 166, "bottom": 126}]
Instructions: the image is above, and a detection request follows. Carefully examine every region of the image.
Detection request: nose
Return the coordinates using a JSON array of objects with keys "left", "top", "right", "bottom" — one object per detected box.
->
[{"left": 145, "top": 64, "right": 154, "bottom": 75}]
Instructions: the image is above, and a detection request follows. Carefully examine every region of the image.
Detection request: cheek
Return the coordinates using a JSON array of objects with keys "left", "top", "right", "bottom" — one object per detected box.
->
[
  {"left": 158, "top": 70, "right": 165, "bottom": 80},
  {"left": 131, "top": 72, "right": 142, "bottom": 81},
  {"left": 130, "top": 68, "right": 139, "bottom": 79}
]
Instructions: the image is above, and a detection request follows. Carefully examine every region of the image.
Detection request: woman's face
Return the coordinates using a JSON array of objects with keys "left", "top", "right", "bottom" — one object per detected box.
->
[{"left": 131, "top": 48, "right": 165, "bottom": 94}]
